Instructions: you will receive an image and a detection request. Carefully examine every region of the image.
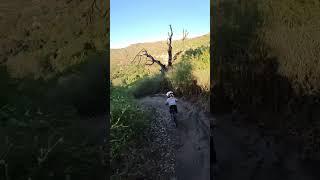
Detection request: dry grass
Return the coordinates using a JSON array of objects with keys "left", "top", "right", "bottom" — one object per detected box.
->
[
  {"left": 0, "top": 0, "right": 108, "bottom": 79},
  {"left": 261, "top": 0, "right": 320, "bottom": 95}
]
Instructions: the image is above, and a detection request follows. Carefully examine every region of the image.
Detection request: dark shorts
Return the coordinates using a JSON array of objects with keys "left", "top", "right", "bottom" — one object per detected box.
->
[{"left": 169, "top": 105, "right": 178, "bottom": 113}]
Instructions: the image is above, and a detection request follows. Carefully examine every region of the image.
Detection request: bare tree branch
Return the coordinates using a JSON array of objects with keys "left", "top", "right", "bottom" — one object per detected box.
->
[
  {"left": 132, "top": 49, "right": 167, "bottom": 72},
  {"left": 182, "top": 29, "right": 189, "bottom": 41},
  {"left": 173, "top": 50, "right": 183, "bottom": 61},
  {"left": 131, "top": 25, "right": 180, "bottom": 74},
  {"left": 131, "top": 49, "right": 145, "bottom": 63}
]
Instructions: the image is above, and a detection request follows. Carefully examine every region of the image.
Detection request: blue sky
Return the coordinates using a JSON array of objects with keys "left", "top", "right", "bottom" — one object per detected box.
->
[{"left": 110, "top": 0, "right": 210, "bottom": 49}]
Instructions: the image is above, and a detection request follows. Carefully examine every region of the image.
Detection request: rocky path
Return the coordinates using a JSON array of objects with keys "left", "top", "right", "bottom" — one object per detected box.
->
[{"left": 138, "top": 94, "right": 210, "bottom": 180}]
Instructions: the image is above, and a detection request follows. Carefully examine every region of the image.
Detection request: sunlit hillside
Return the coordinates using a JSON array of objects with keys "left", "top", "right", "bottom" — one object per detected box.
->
[
  {"left": 111, "top": 33, "right": 209, "bottom": 66},
  {"left": 110, "top": 33, "right": 210, "bottom": 87}
]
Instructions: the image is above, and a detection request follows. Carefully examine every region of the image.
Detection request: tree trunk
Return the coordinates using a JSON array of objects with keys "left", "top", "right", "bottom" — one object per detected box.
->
[{"left": 167, "top": 25, "right": 173, "bottom": 67}]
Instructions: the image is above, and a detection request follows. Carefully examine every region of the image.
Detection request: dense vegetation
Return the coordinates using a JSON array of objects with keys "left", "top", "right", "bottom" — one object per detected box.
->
[{"left": 212, "top": 0, "right": 320, "bottom": 161}]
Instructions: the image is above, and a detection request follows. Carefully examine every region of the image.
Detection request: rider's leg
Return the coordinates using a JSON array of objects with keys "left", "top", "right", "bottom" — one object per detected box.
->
[
  {"left": 171, "top": 105, "right": 177, "bottom": 113},
  {"left": 169, "top": 105, "right": 177, "bottom": 127},
  {"left": 169, "top": 105, "right": 173, "bottom": 112}
]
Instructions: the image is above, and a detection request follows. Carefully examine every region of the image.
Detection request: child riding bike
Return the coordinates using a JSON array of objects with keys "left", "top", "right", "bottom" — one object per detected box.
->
[{"left": 165, "top": 91, "right": 178, "bottom": 127}]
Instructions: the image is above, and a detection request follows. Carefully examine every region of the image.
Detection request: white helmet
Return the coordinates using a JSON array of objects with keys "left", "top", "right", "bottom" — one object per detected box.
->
[{"left": 166, "top": 91, "right": 174, "bottom": 97}]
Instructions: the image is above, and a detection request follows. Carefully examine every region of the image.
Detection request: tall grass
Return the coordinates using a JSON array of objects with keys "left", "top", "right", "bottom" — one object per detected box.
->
[{"left": 110, "top": 86, "right": 150, "bottom": 177}]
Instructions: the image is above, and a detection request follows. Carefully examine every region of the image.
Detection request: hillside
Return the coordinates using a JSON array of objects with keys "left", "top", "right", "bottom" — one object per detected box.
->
[
  {"left": 111, "top": 33, "right": 209, "bottom": 67},
  {"left": 110, "top": 33, "right": 210, "bottom": 86}
]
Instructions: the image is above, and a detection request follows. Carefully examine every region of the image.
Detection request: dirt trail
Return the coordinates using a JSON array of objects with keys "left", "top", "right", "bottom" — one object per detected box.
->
[
  {"left": 138, "top": 94, "right": 210, "bottom": 180},
  {"left": 138, "top": 94, "right": 319, "bottom": 180}
]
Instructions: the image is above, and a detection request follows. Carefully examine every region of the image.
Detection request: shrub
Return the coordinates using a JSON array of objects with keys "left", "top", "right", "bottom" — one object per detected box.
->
[
  {"left": 170, "top": 60, "right": 194, "bottom": 93},
  {"left": 110, "top": 86, "right": 149, "bottom": 162},
  {"left": 131, "top": 74, "right": 168, "bottom": 98},
  {"left": 167, "top": 45, "right": 209, "bottom": 98}
]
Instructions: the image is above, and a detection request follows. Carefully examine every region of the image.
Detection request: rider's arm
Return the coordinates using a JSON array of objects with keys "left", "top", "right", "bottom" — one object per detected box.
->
[{"left": 165, "top": 99, "right": 169, "bottom": 105}]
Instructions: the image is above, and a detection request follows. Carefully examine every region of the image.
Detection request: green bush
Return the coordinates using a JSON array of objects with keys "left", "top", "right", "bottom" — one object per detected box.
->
[
  {"left": 166, "top": 45, "right": 209, "bottom": 98},
  {"left": 110, "top": 86, "right": 149, "bottom": 162},
  {"left": 170, "top": 60, "right": 193, "bottom": 90},
  {"left": 131, "top": 74, "right": 168, "bottom": 98}
]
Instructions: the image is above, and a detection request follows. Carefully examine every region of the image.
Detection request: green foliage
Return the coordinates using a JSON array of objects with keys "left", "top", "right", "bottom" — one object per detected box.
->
[
  {"left": 182, "top": 45, "right": 210, "bottom": 90},
  {"left": 110, "top": 86, "right": 149, "bottom": 163},
  {"left": 131, "top": 74, "right": 167, "bottom": 98},
  {"left": 111, "top": 64, "right": 151, "bottom": 86},
  {"left": 167, "top": 45, "right": 210, "bottom": 98},
  {"left": 170, "top": 60, "right": 193, "bottom": 91}
]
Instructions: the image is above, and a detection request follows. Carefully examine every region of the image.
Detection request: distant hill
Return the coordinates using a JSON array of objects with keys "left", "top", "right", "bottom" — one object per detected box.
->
[{"left": 110, "top": 33, "right": 210, "bottom": 70}]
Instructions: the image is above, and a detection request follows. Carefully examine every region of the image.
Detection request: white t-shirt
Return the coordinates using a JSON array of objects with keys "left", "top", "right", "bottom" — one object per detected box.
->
[{"left": 166, "top": 97, "right": 177, "bottom": 106}]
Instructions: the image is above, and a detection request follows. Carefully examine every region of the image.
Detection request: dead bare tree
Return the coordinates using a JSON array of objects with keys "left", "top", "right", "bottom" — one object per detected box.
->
[
  {"left": 167, "top": 25, "right": 174, "bottom": 67},
  {"left": 182, "top": 29, "right": 189, "bottom": 41},
  {"left": 132, "top": 25, "right": 184, "bottom": 73}
]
